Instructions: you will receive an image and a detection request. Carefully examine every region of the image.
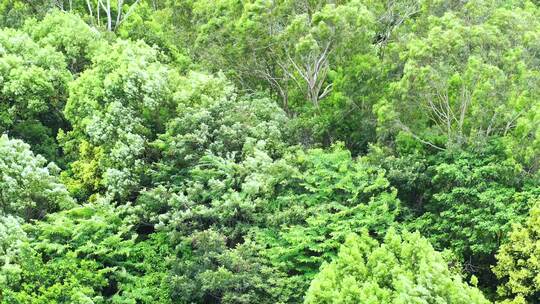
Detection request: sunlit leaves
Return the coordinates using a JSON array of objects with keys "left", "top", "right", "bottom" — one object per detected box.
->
[
  {"left": 305, "top": 229, "right": 490, "bottom": 304},
  {"left": 494, "top": 199, "right": 540, "bottom": 304},
  {"left": 0, "top": 135, "right": 74, "bottom": 220}
]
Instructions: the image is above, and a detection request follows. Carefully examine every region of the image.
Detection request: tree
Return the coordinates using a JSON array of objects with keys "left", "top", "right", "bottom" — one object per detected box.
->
[
  {"left": 0, "top": 135, "right": 74, "bottom": 220},
  {"left": 181, "top": 0, "right": 376, "bottom": 112},
  {"left": 304, "top": 229, "right": 490, "bottom": 304},
  {"left": 278, "top": 1, "right": 376, "bottom": 109},
  {"left": 0, "top": 214, "right": 27, "bottom": 298},
  {"left": 154, "top": 72, "right": 291, "bottom": 184},
  {"left": 1, "top": 1, "right": 540, "bottom": 302},
  {"left": 405, "top": 143, "right": 540, "bottom": 287},
  {"left": 115, "top": 1, "right": 188, "bottom": 66},
  {"left": 375, "top": 1, "right": 540, "bottom": 155},
  {"left": 151, "top": 85, "right": 294, "bottom": 303},
  {"left": 493, "top": 199, "right": 540, "bottom": 304},
  {"left": 168, "top": 229, "right": 283, "bottom": 304},
  {"left": 61, "top": 38, "right": 180, "bottom": 200},
  {"left": 48, "top": 0, "right": 144, "bottom": 32},
  {"left": 24, "top": 11, "right": 105, "bottom": 73},
  {"left": 0, "top": 0, "right": 52, "bottom": 28},
  {"left": 362, "top": 138, "right": 540, "bottom": 291},
  {"left": 0, "top": 28, "right": 72, "bottom": 162}
]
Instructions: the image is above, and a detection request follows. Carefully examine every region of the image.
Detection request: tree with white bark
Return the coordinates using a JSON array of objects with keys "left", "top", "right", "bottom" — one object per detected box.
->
[{"left": 52, "top": 0, "right": 142, "bottom": 31}]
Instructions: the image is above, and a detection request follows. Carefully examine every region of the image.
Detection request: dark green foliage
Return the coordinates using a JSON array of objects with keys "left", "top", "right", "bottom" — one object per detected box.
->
[
  {"left": 0, "top": 202, "right": 172, "bottom": 304},
  {"left": 252, "top": 145, "right": 401, "bottom": 302},
  {"left": 369, "top": 140, "right": 539, "bottom": 293},
  {"left": 169, "top": 230, "right": 282, "bottom": 304}
]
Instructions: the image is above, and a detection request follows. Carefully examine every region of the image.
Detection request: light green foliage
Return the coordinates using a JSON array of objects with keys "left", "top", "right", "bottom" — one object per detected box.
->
[
  {"left": 0, "top": 214, "right": 26, "bottom": 292},
  {"left": 0, "top": 135, "right": 74, "bottom": 220},
  {"left": 159, "top": 145, "right": 291, "bottom": 239},
  {"left": 174, "top": 0, "right": 390, "bottom": 154},
  {"left": 305, "top": 229, "right": 490, "bottom": 304},
  {"left": 116, "top": 2, "right": 188, "bottom": 67},
  {"left": 184, "top": 0, "right": 376, "bottom": 110},
  {"left": 62, "top": 38, "right": 180, "bottom": 200},
  {"left": 0, "top": 28, "right": 71, "bottom": 161},
  {"left": 24, "top": 11, "right": 105, "bottom": 73},
  {"left": 493, "top": 200, "right": 540, "bottom": 304},
  {"left": 155, "top": 72, "right": 290, "bottom": 183},
  {"left": 277, "top": 0, "right": 376, "bottom": 107}
]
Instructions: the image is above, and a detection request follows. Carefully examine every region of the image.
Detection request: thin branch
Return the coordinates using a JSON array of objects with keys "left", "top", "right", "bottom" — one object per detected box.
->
[
  {"left": 318, "top": 83, "right": 333, "bottom": 100},
  {"left": 397, "top": 121, "right": 446, "bottom": 151},
  {"left": 115, "top": 0, "right": 142, "bottom": 29}
]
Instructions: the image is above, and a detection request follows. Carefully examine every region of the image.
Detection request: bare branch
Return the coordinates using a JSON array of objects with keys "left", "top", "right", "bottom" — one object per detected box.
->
[
  {"left": 116, "top": 0, "right": 124, "bottom": 28},
  {"left": 319, "top": 83, "right": 333, "bottom": 100},
  {"left": 397, "top": 121, "right": 446, "bottom": 151}
]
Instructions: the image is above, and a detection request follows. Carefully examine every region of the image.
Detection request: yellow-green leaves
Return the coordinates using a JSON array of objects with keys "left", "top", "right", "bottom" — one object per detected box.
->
[
  {"left": 494, "top": 200, "right": 540, "bottom": 303},
  {"left": 62, "top": 38, "right": 181, "bottom": 200},
  {"left": 305, "top": 229, "right": 490, "bottom": 304},
  {"left": 24, "top": 11, "right": 104, "bottom": 73}
]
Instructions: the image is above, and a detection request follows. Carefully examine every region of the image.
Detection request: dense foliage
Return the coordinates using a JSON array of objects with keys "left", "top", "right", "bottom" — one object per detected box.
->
[
  {"left": 0, "top": 1, "right": 539, "bottom": 303},
  {"left": 304, "top": 229, "right": 489, "bottom": 303},
  {"left": 493, "top": 199, "right": 540, "bottom": 304}
]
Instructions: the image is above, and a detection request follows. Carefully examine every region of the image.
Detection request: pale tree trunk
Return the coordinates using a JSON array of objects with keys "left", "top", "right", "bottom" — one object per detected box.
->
[
  {"left": 116, "top": 0, "right": 124, "bottom": 28},
  {"left": 85, "top": 0, "right": 94, "bottom": 21},
  {"left": 95, "top": 0, "right": 141, "bottom": 32},
  {"left": 280, "top": 41, "right": 334, "bottom": 110},
  {"left": 97, "top": 0, "right": 101, "bottom": 26},
  {"left": 106, "top": 0, "right": 112, "bottom": 31}
]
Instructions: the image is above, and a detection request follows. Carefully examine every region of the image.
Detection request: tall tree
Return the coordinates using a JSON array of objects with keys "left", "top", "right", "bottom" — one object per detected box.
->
[
  {"left": 0, "top": 28, "right": 71, "bottom": 162},
  {"left": 376, "top": 0, "right": 540, "bottom": 158},
  {"left": 61, "top": 38, "right": 180, "bottom": 200}
]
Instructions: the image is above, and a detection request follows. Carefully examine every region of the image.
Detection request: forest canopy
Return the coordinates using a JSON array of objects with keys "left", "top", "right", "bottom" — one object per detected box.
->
[{"left": 0, "top": 0, "right": 539, "bottom": 303}]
